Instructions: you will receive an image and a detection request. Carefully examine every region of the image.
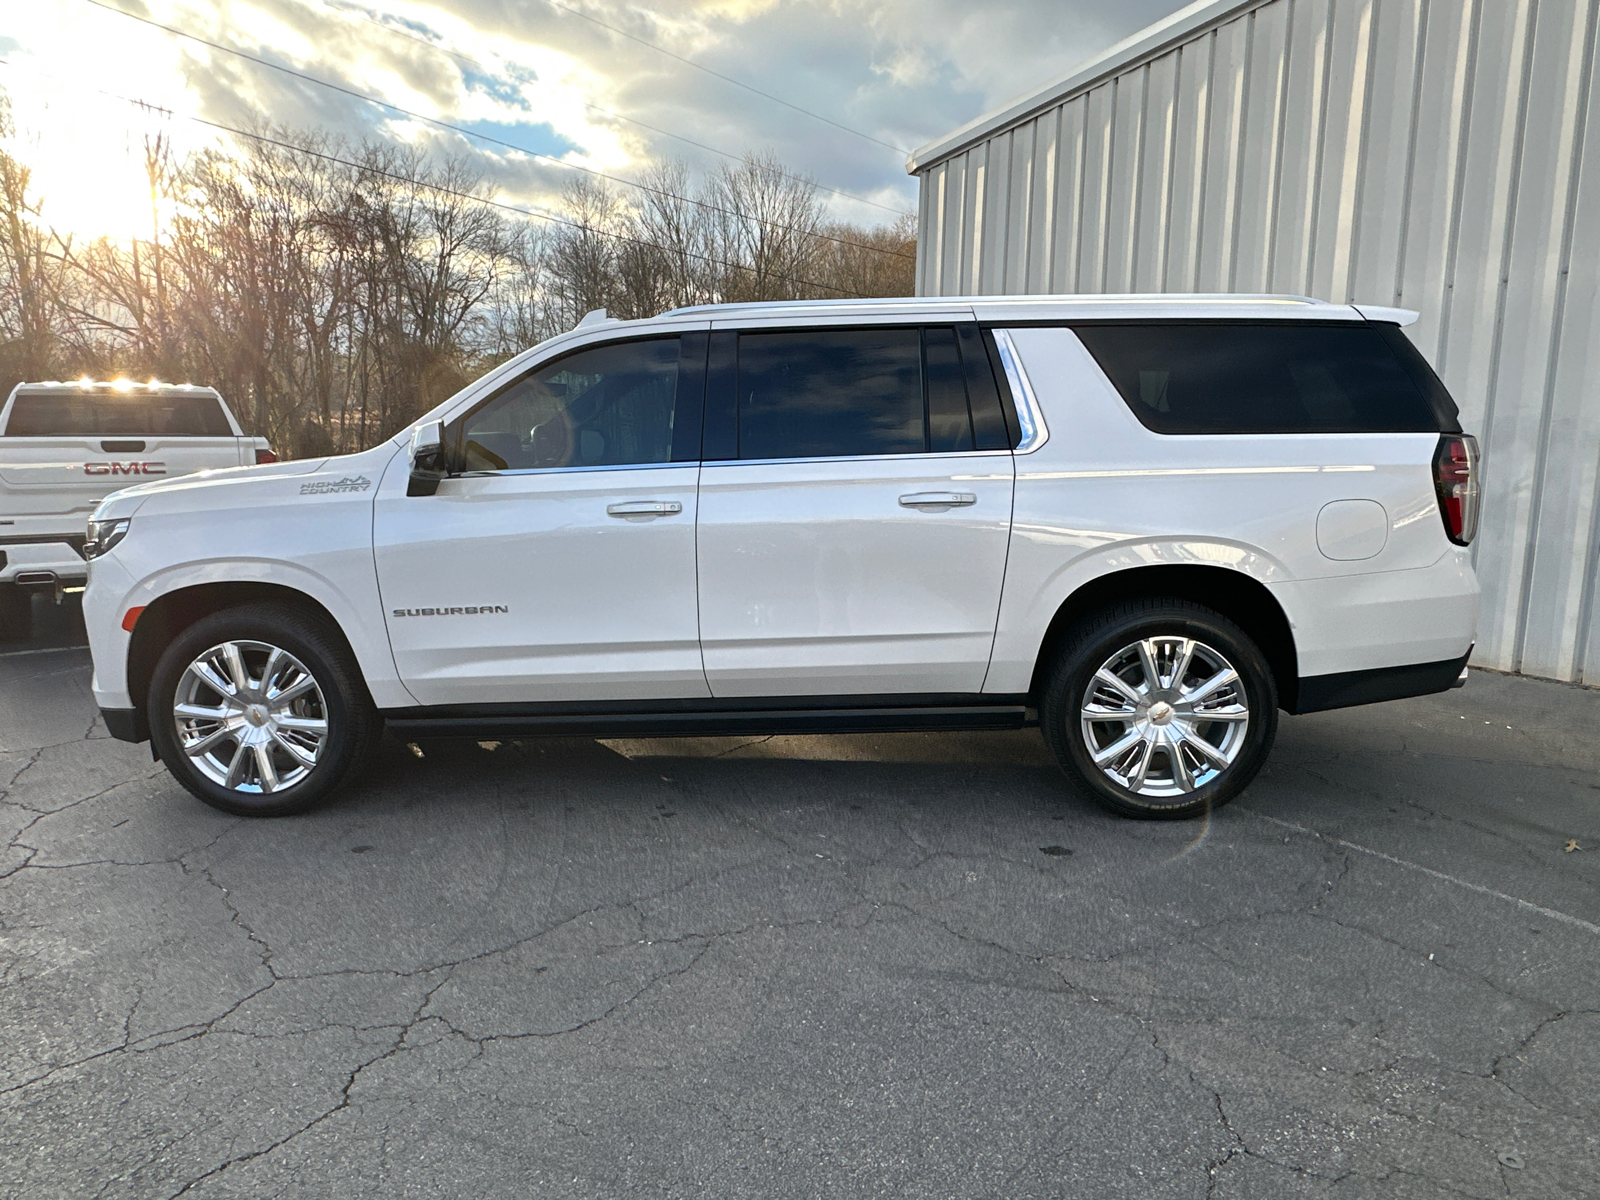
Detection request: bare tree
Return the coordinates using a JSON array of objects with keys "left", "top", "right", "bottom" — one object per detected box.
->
[
  {"left": 706, "top": 151, "right": 827, "bottom": 302},
  {"left": 0, "top": 97, "right": 915, "bottom": 456},
  {"left": 623, "top": 159, "right": 712, "bottom": 314},
  {"left": 815, "top": 212, "right": 917, "bottom": 300},
  {"left": 545, "top": 175, "right": 628, "bottom": 328},
  {"left": 0, "top": 89, "right": 72, "bottom": 394}
]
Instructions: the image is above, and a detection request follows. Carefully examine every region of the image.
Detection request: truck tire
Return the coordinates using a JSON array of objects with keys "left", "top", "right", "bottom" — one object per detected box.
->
[
  {"left": 0, "top": 585, "right": 33, "bottom": 643},
  {"left": 147, "top": 602, "right": 377, "bottom": 817},
  {"left": 1039, "top": 598, "right": 1278, "bottom": 820}
]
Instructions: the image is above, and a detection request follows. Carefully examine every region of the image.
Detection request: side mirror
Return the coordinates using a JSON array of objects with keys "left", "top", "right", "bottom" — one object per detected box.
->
[{"left": 407, "top": 420, "right": 447, "bottom": 497}]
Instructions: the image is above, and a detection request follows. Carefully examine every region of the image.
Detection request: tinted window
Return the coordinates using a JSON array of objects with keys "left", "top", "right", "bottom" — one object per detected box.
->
[
  {"left": 737, "top": 329, "right": 923, "bottom": 459},
  {"left": 460, "top": 337, "right": 680, "bottom": 471},
  {"left": 924, "top": 327, "right": 975, "bottom": 453},
  {"left": 1073, "top": 323, "right": 1445, "bottom": 434},
  {"left": 968, "top": 327, "right": 1018, "bottom": 449},
  {"left": 1374, "top": 324, "right": 1462, "bottom": 431},
  {"left": 4, "top": 392, "right": 232, "bottom": 437}
]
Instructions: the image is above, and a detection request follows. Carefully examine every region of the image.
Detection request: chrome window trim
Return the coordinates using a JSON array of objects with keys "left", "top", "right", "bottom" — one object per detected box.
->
[
  {"left": 703, "top": 449, "right": 1015, "bottom": 469},
  {"left": 455, "top": 448, "right": 1015, "bottom": 479},
  {"left": 456, "top": 460, "right": 698, "bottom": 479},
  {"left": 991, "top": 329, "right": 1049, "bottom": 454}
]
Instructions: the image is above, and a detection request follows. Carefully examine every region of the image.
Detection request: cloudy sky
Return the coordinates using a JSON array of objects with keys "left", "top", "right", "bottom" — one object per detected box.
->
[{"left": 2, "top": 0, "right": 1188, "bottom": 241}]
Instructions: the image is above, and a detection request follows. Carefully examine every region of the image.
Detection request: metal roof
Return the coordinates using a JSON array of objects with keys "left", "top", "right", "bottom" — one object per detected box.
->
[{"left": 906, "top": 0, "right": 1260, "bottom": 174}]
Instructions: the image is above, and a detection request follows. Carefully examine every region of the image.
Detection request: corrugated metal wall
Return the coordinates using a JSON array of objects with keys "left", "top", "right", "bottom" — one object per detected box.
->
[{"left": 914, "top": 0, "right": 1600, "bottom": 685}]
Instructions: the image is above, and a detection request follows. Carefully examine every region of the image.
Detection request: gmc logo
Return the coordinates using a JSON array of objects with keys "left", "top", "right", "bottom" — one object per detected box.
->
[{"left": 84, "top": 462, "right": 167, "bottom": 476}]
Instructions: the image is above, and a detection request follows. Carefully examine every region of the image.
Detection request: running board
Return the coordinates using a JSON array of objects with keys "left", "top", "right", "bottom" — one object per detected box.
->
[{"left": 380, "top": 695, "right": 1034, "bottom": 740}]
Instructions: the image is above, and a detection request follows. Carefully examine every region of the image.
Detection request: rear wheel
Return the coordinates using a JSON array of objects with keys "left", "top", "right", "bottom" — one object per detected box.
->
[
  {"left": 1040, "top": 599, "right": 1278, "bottom": 819},
  {"left": 0, "top": 585, "right": 33, "bottom": 643},
  {"left": 148, "top": 603, "right": 375, "bottom": 817}
]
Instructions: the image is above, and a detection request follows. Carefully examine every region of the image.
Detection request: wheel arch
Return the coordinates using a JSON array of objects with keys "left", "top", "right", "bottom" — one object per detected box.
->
[
  {"left": 1027, "top": 565, "right": 1300, "bottom": 711},
  {"left": 127, "top": 581, "right": 367, "bottom": 722}
]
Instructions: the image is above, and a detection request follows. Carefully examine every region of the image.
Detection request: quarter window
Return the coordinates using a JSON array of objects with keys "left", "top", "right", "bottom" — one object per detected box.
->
[
  {"left": 1074, "top": 323, "right": 1448, "bottom": 434},
  {"left": 460, "top": 337, "right": 681, "bottom": 472}
]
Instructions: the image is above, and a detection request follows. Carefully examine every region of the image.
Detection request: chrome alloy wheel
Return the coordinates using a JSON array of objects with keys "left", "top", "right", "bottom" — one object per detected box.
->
[
  {"left": 1079, "top": 636, "right": 1250, "bottom": 798},
  {"left": 172, "top": 640, "right": 329, "bottom": 794}
]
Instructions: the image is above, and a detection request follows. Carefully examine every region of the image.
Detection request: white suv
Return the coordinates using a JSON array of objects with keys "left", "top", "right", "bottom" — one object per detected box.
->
[{"left": 81, "top": 296, "right": 1480, "bottom": 820}]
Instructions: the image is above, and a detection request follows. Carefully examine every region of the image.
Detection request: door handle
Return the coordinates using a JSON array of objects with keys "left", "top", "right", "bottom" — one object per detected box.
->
[
  {"left": 899, "top": 492, "right": 976, "bottom": 508},
  {"left": 606, "top": 500, "right": 683, "bottom": 517}
]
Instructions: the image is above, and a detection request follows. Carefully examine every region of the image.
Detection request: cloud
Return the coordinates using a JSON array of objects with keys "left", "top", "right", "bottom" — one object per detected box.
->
[{"left": 7, "top": 0, "right": 1189, "bottom": 238}]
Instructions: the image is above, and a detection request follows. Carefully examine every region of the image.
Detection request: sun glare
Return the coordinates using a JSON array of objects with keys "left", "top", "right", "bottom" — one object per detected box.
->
[
  {"left": 6, "top": 0, "right": 668, "bottom": 245},
  {"left": 3, "top": 4, "right": 211, "bottom": 245}
]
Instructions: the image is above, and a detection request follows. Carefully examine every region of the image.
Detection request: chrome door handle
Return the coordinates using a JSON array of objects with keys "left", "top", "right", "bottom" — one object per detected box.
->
[
  {"left": 606, "top": 500, "right": 683, "bottom": 517},
  {"left": 899, "top": 492, "right": 976, "bottom": 508}
]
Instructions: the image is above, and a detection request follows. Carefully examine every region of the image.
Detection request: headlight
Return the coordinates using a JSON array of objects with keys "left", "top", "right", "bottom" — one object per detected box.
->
[{"left": 84, "top": 517, "right": 130, "bottom": 559}]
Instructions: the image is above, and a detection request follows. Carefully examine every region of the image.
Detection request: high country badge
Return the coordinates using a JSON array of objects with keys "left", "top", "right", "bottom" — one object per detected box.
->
[{"left": 300, "top": 475, "right": 373, "bottom": 495}]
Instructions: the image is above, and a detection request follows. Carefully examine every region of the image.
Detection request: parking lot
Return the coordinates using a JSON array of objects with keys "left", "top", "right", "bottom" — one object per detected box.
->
[{"left": 1, "top": 595, "right": 1596, "bottom": 1199}]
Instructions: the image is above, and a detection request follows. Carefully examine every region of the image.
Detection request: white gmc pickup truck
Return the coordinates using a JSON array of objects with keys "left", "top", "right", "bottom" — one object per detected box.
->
[
  {"left": 0, "top": 381, "right": 271, "bottom": 640},
  {"left": 80, "top": 295, "right": 1481, "bottom": 821}
]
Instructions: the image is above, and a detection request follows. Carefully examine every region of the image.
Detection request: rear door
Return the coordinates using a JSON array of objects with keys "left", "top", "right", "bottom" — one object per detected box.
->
[{"left": 694, "top": 323, "right": 1016, "bottom": 697}]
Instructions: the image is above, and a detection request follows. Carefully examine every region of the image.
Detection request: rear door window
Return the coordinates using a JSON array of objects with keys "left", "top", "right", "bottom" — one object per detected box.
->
[
  {"left": 735, "top": 328, "right": 924, "bottom": 460},
  {"left": 3, "top": 392, "right": 233, "bottom": 437},
  {"left": 721, "top": 325, "right": 1015, "bottom": 461},
  {"left": 1072, "top": 323, "right": 1451, "bottom": 434},
  {"left": 923, "top": 327, "right": 974, "bottom": 452}
]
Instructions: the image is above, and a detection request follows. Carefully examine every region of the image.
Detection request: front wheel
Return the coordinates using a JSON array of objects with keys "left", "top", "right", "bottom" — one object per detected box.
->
[
  {"left": 148, "top": 603, "right": 376, "bottom": 817},
  {"left": 1040, "top": 599, "right": 1279, "bottom": 819}
]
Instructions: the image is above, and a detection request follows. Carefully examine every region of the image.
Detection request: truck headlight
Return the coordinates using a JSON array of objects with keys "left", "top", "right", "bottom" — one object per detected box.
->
[{"left": 84, "top": 517, "right": 130, "bottom": 559}]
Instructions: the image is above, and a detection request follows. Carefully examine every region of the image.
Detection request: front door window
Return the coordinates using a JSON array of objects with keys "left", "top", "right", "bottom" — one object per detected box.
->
[{"left": 459, "top": 337, "right": 684, "bottom": 472}]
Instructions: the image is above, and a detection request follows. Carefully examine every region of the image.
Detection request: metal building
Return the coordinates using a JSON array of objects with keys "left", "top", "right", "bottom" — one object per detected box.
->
[{"left": 908, "top": 0, "right": 1600, "bottom": 685}]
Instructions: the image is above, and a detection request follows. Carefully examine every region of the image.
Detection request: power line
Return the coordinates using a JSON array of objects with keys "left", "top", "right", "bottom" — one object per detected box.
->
[
  {"left": 321, "top": 0, "right": 913, "bottom": 217},
  {"left": 540, "top": 0, "right": 911, "bottom": 156},
  {"left": 0, "top": 58, "right": 872, "bottom": 300},
  {"left": 77, "top": 0, "right": 915, "bottom": 264}
]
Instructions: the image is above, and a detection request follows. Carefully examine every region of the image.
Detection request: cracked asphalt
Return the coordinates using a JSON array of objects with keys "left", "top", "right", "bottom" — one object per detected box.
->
[{"left": 2, "top": 597, "right": 1598, "bottom": 1198}]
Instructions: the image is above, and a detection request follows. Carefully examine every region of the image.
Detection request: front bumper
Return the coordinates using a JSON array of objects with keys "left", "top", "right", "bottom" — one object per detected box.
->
[{"left": 100, "top": 706, "right": 150, "bottom": 744}]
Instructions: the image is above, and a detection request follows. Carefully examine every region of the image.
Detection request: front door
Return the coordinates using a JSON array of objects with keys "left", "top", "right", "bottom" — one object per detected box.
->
[
  {"left": 374, "top": 333, "right": 709, "bottom": 707},
  {"left": 695, "top": 324, "right": 1016, "bottom": 697}
]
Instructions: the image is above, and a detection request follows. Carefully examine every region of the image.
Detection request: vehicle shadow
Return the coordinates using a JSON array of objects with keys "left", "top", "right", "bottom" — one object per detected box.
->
[{"left": 0, "top": 590, "right": 87, "bottom": 651}]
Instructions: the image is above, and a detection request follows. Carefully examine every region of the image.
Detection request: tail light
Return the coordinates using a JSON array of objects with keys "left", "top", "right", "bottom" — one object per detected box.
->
[
  {"left": 255, "top": 446, "right": 278, "bottom": 465},
  {"left": 1433, "top": 434, "right": 1480, "bottom": 546}
]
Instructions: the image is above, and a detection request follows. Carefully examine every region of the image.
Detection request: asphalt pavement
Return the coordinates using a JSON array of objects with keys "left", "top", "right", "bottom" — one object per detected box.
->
[{"left": 2, "top": 594, "right": 1597, "bottom": 1199}]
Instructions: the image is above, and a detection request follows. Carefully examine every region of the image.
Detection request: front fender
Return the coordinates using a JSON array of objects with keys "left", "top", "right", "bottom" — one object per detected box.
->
[
  {"left": 89, "top": 555, "right": 412, "bottom": 711},
  {"left": 84, "top": 445, "right": 409, "bottom": 711}
]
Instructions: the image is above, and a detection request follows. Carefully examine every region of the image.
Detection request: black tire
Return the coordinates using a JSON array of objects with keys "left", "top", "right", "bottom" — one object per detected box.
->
[
  {"left": 1039, "top": 598, "right": 1278, "bottom": 820},
  {"left": 0, "top": 585, "right": 33, "bottom": 643},
  {"left": 148, "top": 602, "right": 376, "bottom": 817}
]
